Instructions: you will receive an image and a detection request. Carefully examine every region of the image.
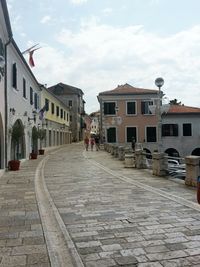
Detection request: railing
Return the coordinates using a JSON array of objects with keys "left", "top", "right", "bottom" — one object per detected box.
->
[
  {"left": 167, "top": 156, "right": 186, "bottom": 180},
  {"left": 142, "top": 152, "right": 186, "bottom": 179},
  {"left": 104, "top": 143, "right": 186, "bottom": 180}
]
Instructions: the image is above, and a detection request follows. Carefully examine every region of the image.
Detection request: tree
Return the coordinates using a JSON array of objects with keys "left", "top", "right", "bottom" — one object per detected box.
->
[
  {"left": 169, "top": 99, "right": 183, "bottom": 105},
  {"left": 38, "top": 128, "right": 46, "bottom": 150},
  {"left": 11, "top": 121, "right": 24, "bottom": 160}
]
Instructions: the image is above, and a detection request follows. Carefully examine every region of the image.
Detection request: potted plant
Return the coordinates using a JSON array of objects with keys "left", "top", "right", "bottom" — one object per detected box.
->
[
  {"left": 38, "top": 128, "right": 46, "bottom": 155},
  {"left": 30, "top": 127, "right": 38, "bottom": 159},
  {"left": 8, "top": 122, "right": 24, "bottom": 171}
]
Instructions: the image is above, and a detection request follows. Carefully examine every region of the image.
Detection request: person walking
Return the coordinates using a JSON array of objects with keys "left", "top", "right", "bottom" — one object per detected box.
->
[
  {"left": 84, "top": 136, "right": 89, "bottom": 151},
  {"left": 94, "top": 135, "right": 100, "bottom": 151},
  {"left": 131, "top": 137, "right": 136, "bottom": 152},
  {"left": 90, "top": 137, "right": 95, "bottom": 151}
]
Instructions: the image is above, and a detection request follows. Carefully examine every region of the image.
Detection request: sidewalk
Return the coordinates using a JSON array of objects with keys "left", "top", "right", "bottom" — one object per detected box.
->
[{"left": 0, "top": 155, "right": 51, "bottom": 266}]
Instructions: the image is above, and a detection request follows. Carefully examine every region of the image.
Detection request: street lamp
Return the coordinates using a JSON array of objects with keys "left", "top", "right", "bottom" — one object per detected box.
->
[{"left": 155, "top": 77, "right": 164, "bottom": 152}]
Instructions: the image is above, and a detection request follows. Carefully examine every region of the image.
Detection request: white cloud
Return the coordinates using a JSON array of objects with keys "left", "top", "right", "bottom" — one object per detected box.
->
[
  {"left": 102, "top": 8, "right": 113, "bottom": 16},
  {"left": 32, "top": 20, "right": 200, "bottom": 112},
  {"left": 69, "top": 0, "right": 88, "bottom": 5},
  {"left": 40, "top": 15, "right": 52, "bottom": 24}
]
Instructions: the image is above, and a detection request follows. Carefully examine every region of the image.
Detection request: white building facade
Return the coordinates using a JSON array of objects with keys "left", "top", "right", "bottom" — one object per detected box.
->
[
  {"left": 0, "top": 0, "right": 12, "bottom": 171},
  {"left": 161, "top": 105, "right": 200, "bottom": 157},
  {"left": 6, "top": 39, "right": 42, "bottom": 165}
]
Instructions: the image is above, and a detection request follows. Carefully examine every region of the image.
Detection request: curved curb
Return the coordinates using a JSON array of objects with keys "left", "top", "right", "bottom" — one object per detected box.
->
[{"left": 35, "top": 153, "right": 84, "bottom": 267}]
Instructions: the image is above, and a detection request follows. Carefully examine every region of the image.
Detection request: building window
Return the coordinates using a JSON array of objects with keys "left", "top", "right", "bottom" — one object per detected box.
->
[
  {"left": 69, "top": 100, "right": 72, "bottom": 107},
  {"left": 107, "top": 127, "right": 116, "bottom": 143},
  {"left": 162, "top": 124, "right": 178, "bottom": 136},
  {"left": 183, "top": 123, "right": 192, "bottom": 136},
  {"left": 146, "top": 127, "right": 157, "bottom": 142},
  {"left": 56, "top": 106, "right": 59, "bottom": 116},
  {"left": 12, "top": 63, "right": 17, "bottom": 89},
  {"left": 30, "top": 87, "right": 33, "bottom": 105},
  {"left": 104, "top": 102, "right": 116, "bottom": 115},
  {"left": 51, "top": 103, "right": 54, "bottom": 114},
  {"left": 61, "top": 109, "right": 63, "bottom": 118},
  {"left": 34, "top": 93, "right": 38, "bottom": 109},
  {"left": 23, "top": 78, "right": 26, "bottom": 98},
  {"left": 45, "top": 98, "right": 49, "bottom": 111},
  {"left": 67, "top": 113, "right": 69, "bottom": 121},
  {"left": 64, "top": 111, "right": 66, "bottom": 120},
  {"left": 141, "top": 101, "right": 153, "bottom": 114},
  {"left": 127, "top": 102, "right": 136, "bottom": 115},
  {"left": 70, "top": 115, "right": 72, "bottom": 122},
  {"left": 126, "top": 127, "right": 137, "bottom": 142}
]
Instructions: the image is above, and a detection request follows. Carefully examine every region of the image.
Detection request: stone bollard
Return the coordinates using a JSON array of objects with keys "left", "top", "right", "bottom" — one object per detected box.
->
[
  {"left": 110, "top": 145, "right": 115, "bottom": 155},
  {"left": 124, "top": 153, "right": 134, "bottom": 168},
  {"left": 112, "top": 145, "right": 117, "bottom": 157},
  {"left": 135, "top": 149, "right": 145, "bottom": 169},
  {"left": 114, "top": 146, "right": 118, "bottom": 158},
  {"left": 152, "top": 152, "right": 168, "bottom": 176},
  {"left": 104, "top": 143, "right": 107, "bottom": 152},
  {"left": 185, "top": 156, "right": 200, "bottom": 187},
  {"left": 118, "top": 146, "right": 124, "bottom": 160},
  {"left": 107, "top": 144, "right": 111, "bottom": 153},
  {"left": 100, "top": 144, "right": 104, "bottom": 150}
]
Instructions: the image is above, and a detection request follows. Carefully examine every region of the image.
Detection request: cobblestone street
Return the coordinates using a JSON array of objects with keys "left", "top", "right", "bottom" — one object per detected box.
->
[{"left": 1, "top": 143, "right": 200, "bottom": 266}]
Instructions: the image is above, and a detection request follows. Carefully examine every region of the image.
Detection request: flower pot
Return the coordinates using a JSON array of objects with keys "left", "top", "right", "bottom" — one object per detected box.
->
[
  {"left": 39, "top": 149, "right": 45, "bottom": 155},
  {"left": 30, "top": 152, "right": 38, "bottom": 159},
  {"left": 8, "top": 160, "right": 20, "bottom": 171}
]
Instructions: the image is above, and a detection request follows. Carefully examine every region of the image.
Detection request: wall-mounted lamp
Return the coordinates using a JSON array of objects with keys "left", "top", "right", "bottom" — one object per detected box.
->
[
  {"left": 42, "top": 120, "right": 48, "bottom": 127},
  {"left": 10, "top": 108, "right": 16, "bottom": 115},
  {"left": 28, "top": 114, "right": 36, "bottom": 123},
  {"left": 60, "top": 123, "right": 65, "bottom": 129}
]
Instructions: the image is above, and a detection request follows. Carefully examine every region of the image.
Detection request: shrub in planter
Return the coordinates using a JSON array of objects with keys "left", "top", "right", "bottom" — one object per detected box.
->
[
  {"left": 30, "top": 127, "right": 38, "bottom": 159},
  {"left": 9, "top": 122, "right": 24, "bottom": 171},
  {"left": 38, "top": 128, "right": 46, "bottom": 155}
]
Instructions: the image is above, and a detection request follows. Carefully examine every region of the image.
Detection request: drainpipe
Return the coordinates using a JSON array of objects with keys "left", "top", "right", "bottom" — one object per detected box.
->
[{"left": 4, "top": 37, "right": 13, "bottom": 170}]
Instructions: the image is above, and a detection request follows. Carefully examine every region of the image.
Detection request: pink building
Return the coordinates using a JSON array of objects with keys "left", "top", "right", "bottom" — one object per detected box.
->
[{"left": 98, "top": 83, "right": 160, "bottom": 152}]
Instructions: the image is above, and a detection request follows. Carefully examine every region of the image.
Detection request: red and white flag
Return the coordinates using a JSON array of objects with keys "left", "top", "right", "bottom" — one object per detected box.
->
[
  {"left": 22, "top": 44, "right": 41, "bottom": 68},
  {"left": 29, "top": 50, "right": 35, "bottom": 67}
]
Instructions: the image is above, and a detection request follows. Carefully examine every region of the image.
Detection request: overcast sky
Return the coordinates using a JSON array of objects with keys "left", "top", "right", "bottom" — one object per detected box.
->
[{"left": 7, "top": 0, "right": 200, "bottom": 113}]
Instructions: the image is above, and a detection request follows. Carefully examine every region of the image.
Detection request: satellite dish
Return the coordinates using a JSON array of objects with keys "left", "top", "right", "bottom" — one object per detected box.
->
[{"left": 0, "top": 56, "right": 5, "bottom": 68}]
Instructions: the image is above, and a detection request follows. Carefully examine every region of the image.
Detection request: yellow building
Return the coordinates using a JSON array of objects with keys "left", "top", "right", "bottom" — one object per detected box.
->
[{"left": 40, "top": 86, "right": 71, "bottom": 147}]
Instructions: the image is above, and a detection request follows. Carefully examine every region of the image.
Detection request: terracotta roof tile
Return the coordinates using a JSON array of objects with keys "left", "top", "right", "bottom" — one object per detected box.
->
[
  {"left": 167, "top": 105, "right": 200, "bottom": 114},
  {"left": 99, "top": 83, "right": 158, "bottom": 95}
]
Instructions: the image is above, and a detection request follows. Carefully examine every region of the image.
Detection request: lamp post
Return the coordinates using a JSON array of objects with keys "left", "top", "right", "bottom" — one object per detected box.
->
[{"left": 155, "top": 77, "right": 164, "bottom": 152}]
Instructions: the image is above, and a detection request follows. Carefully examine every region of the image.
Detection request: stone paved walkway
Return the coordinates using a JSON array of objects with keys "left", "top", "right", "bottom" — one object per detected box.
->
[
  {"left": 43, "top": 143, "right": 200, "bottom": 267},
  {"left": 1, "top": 143, "right": 200, "bottom": 266},
  {"left": 0, "top": 157, "right": 51, "bottom": 267}
]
